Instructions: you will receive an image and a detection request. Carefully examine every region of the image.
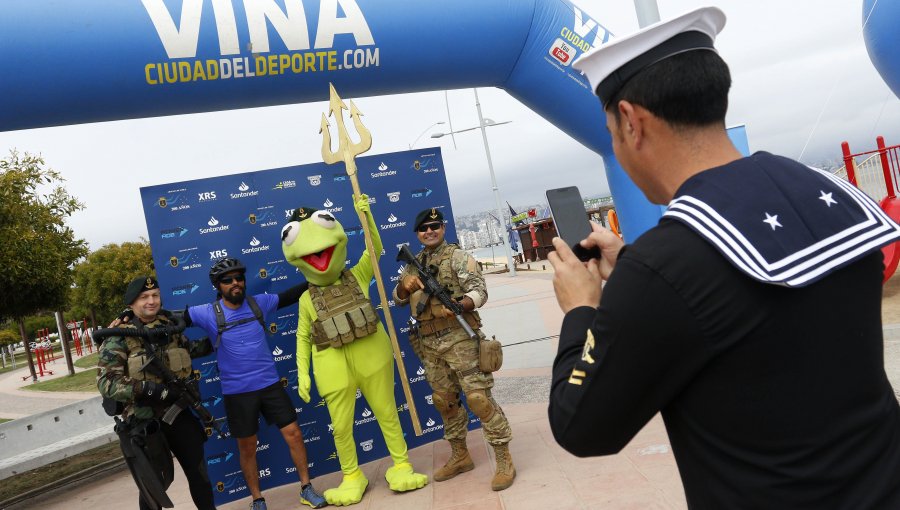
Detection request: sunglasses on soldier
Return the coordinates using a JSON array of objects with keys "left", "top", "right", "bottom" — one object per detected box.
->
[{"left": 417, "top": 222, "right": 443, "bottom": 233}]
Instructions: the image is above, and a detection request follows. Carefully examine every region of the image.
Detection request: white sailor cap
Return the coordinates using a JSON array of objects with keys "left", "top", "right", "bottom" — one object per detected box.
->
[{"left": 573, "top": 6, "right": 726, "bottom": 107}]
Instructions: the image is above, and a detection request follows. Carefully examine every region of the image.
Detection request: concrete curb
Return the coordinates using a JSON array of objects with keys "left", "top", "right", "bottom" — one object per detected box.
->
[{"left": 0, "top": 396, "right": 115, "bottom": 481}]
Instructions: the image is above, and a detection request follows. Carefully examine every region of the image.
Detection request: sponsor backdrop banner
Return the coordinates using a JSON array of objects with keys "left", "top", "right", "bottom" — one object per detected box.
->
[{"left": 140, "top": 147, "right": 478, "bottom": 506}]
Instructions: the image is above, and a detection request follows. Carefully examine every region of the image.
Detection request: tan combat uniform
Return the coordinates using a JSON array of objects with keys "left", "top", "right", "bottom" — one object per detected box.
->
[{"left": 393, "top": 241, "right": 512, "bottom": 446}]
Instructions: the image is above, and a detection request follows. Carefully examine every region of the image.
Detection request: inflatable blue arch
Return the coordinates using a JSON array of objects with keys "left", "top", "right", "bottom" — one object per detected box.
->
[
  {"left": 4, "top": 0, "right": 898, "bottom": 240},
  {"left": 863, "top": 0, "right": 900, "bottom": 100},
  {"left": 0, "top": 0, "right": 664, "bottom": 241}
]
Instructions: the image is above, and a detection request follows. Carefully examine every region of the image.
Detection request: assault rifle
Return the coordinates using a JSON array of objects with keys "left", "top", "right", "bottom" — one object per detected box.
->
[
  {"left": 396, "top": 244, "right": 476, "bottom": 339},
  {"left": 93, "top": 311, "right": 225, "bottom": 438}
]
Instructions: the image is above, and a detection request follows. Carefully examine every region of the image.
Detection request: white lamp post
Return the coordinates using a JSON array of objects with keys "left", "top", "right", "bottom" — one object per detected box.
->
[
  {"left": 409, "top": 121, "right": 445, "bottom": 150},
  {"left": 431, "top": 89, "right": 516, "bottom": 276}
]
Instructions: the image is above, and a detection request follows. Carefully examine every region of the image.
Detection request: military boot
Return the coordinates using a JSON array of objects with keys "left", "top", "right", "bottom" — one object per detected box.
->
[
  {"left": 433, "top": 439, "right": 475, "bottom": 481},
  {"left": 491, "top": 444, "right": 516, "bottom": 491}
]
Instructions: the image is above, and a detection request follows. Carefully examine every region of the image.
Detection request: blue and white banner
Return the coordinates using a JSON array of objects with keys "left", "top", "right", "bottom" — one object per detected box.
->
[{"left": 140, "top": 147, "right": 480, "bottom": 506}]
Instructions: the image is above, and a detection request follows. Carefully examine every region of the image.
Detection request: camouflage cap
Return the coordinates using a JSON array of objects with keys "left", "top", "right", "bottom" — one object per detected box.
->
[
  {"left": 124, "top": 276, "right": 159, "bottom": 305},
  {"left": 289, "top": 206, "right": 318, "bottom": 223},
  {"left": 413, "top": 207, "right": 444, "bottom": 230}
]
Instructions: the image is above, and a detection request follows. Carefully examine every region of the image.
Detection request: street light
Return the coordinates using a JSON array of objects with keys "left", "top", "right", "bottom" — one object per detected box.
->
[
  {"left": 430, "top": 89, "right": 517, "bottom": 276},
  {"left": 430, "top": 118, "right": 511, "bottom": 139},
  {"left": 409, "top": 121, "right": 445, "bottom": 150}
]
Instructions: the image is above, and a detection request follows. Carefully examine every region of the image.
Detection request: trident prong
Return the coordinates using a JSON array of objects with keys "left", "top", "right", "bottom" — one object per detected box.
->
[
  {"left": 319, "top": 113, "right": 340, "bottom": 165},
  {"left": 348, "top": 100, "right": 372, "bottom": 154},
  {"left": 320, "top": 83, "right": 370, "bottom": 174}
]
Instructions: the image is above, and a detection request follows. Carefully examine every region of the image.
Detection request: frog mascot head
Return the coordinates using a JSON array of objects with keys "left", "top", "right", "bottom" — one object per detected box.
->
[{"left": 281, "top": 206, "right": 348, "bottom": 286}]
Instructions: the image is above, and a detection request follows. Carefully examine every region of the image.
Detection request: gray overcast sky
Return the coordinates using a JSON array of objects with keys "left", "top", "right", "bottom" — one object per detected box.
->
[{"left": 1, "top": 0, "right": 898, "bottom": 250}]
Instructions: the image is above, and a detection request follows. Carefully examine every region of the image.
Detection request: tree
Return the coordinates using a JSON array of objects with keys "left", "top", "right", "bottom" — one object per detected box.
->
[
  {"left": 0, "top": 150, "right": 88, "bottom": 380},
  {"left": 0, "top": 329, "right": 19, "bottom": 368},
  {"left": 69, "top": 240, "right": 154, "bottom": 325}
]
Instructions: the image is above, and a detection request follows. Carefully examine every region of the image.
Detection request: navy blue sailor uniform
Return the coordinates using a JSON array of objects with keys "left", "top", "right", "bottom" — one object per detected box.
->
[{"left": 549, "top": 152, "right": 900, "bottom": 509}]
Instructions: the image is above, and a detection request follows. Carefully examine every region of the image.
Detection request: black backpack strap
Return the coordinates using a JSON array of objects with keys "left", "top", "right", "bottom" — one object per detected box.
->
[
  {"left": 212, "top": 297, "right": 268, "bottom": 349},
  {"left": 245, "top": 295, "right": 266, "bottom": 331},
  {"left": 213, "top": 301, "right": 227, "bottom": 349}
]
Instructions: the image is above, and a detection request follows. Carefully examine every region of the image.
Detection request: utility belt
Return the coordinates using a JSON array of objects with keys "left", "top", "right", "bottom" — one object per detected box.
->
[{"left": 418, "top": 312, "right": 480, "bottom": 338}]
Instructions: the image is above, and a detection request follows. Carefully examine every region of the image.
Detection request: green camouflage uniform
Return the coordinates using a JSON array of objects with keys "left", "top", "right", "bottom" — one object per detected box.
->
[
  {"left": 96, "top": 316, "right": 192, "bottom": 421},
  {"left": 393, "top": 241, "right": 512, "bottom": 446}
]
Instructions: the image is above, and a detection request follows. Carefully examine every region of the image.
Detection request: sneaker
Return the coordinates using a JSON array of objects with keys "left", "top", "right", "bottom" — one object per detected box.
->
[
  {"left": 300, "top": 483, "right": 327, "bottom": 508},
  {"left": 250, "top": 498, "right": 267, "bottom": 510}
]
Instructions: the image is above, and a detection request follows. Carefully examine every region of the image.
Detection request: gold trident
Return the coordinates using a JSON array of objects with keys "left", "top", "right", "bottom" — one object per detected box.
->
[{"left": 319, "top": 83, "right": 423, "bottom": 436}]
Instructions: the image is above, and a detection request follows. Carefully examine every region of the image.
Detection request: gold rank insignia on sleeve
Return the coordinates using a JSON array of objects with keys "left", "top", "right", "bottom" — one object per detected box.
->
[
  {"left": 568, "top": 329, "right": 596, "bottom": 386},
  {"left": 581, "top": 329, "right": 596, "bottom": 364},
  {"left": 568, "top": 369, "right": 586, "bottom": 385}
]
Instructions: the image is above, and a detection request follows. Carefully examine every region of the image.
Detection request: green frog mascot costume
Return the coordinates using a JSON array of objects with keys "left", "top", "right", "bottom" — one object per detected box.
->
[{"left": 281, "top": 194, "right": 428, "bottom": 506}]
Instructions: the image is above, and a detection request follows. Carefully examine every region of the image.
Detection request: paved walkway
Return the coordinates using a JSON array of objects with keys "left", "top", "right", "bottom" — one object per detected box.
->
[
  {"left": 9, "top": 266, "right": 900, "bottom": 509},
  {"left": 0, "top": 351, "right": 97, "bottom": 420}
]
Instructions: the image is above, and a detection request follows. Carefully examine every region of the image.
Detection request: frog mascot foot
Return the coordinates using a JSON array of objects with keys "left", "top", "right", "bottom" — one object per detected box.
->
[
  {"left": 324, "top": 468, "right": 369, "bottom": 506},
  {"left": 385, "top": 462, "right": 428, "bottom": 492}
]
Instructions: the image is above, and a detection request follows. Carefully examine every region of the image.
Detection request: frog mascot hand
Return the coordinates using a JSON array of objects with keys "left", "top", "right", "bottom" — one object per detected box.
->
[{"left": 282, "top": 194, "right": 428, "bottom": 506}]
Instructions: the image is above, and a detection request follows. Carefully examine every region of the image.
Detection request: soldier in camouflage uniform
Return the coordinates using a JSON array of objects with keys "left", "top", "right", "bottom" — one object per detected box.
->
[
  {"left": 97, "top": 276, "right": 216, "bottom": 510},
  {"left": 392, "top": 208, "right": 515, "bottom": 491}
]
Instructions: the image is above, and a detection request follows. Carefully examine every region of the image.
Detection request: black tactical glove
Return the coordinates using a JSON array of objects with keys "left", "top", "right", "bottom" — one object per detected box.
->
[{"left": 140, "top": 380, "right": 179, "bottom": 404}]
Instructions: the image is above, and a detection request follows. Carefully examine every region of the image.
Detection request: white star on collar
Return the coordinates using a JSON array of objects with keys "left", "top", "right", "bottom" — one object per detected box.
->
[
  {"left": 818, "top": 190, "right": 837, "bottom": 207},
  {"left": 763, "top": 212, "right": 782, "bottom": 231}
]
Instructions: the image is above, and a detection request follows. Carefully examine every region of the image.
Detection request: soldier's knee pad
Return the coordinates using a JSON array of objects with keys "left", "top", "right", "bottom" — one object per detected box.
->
[
  {"left": 432, "top": 391, "right": 460, "bottom": 419},
  {"left": 465, "top": 390, "right": 495, "bottom": 422}
]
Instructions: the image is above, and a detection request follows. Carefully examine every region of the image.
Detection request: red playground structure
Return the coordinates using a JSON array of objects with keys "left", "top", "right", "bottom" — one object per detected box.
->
[{"left": 839, "top": 136, "right": 900, "bottom": 282}]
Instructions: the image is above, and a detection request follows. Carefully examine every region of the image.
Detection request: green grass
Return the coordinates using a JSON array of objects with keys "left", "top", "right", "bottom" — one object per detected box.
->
[
  {"left": 21, "top": 369, "right": 98, "bottom": 393},
  {"left": 0, "top": 418, "right": 11, "bottom": 424},
  {"left": 0, "top": 344, "right": 99, "bottom": 377},
  {"left": 74, "top": 351, "right": 100, "bottom": 368},
  {"left": 0, "top": 442, "right": 123, "bottom": 504}
]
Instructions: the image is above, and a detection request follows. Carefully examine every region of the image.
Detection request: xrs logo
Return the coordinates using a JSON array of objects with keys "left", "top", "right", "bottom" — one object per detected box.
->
[
  {"left": 210, "top": 249, "right": 228, "bottom": 259},
  {"left": 550, "top": 38, "right": 575, "bottom": 66},
  {"left": 198, "top": 191, "right": 217, "bottom": 202}
]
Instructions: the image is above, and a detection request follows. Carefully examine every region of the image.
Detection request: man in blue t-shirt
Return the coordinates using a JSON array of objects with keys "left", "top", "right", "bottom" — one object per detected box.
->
[{"left": 185, "top": 257, "right": 326, "bottom": 510}]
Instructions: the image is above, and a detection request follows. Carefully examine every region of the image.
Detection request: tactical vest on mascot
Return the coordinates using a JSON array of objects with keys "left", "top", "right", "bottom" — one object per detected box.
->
[
  {"left": 309, "top": 269, "right": 380, "bottom": 349},
  {"left": 411, "top": 244, "right": 481, "bottom": 328},
  {"left": 123, "top": 321, "right": 192, "bottom": 383}
]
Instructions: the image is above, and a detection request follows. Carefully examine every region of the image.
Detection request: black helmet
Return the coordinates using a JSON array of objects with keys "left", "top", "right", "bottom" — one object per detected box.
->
[{"left": 209, "top": 257, "right": 245, "bottom": 285}]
